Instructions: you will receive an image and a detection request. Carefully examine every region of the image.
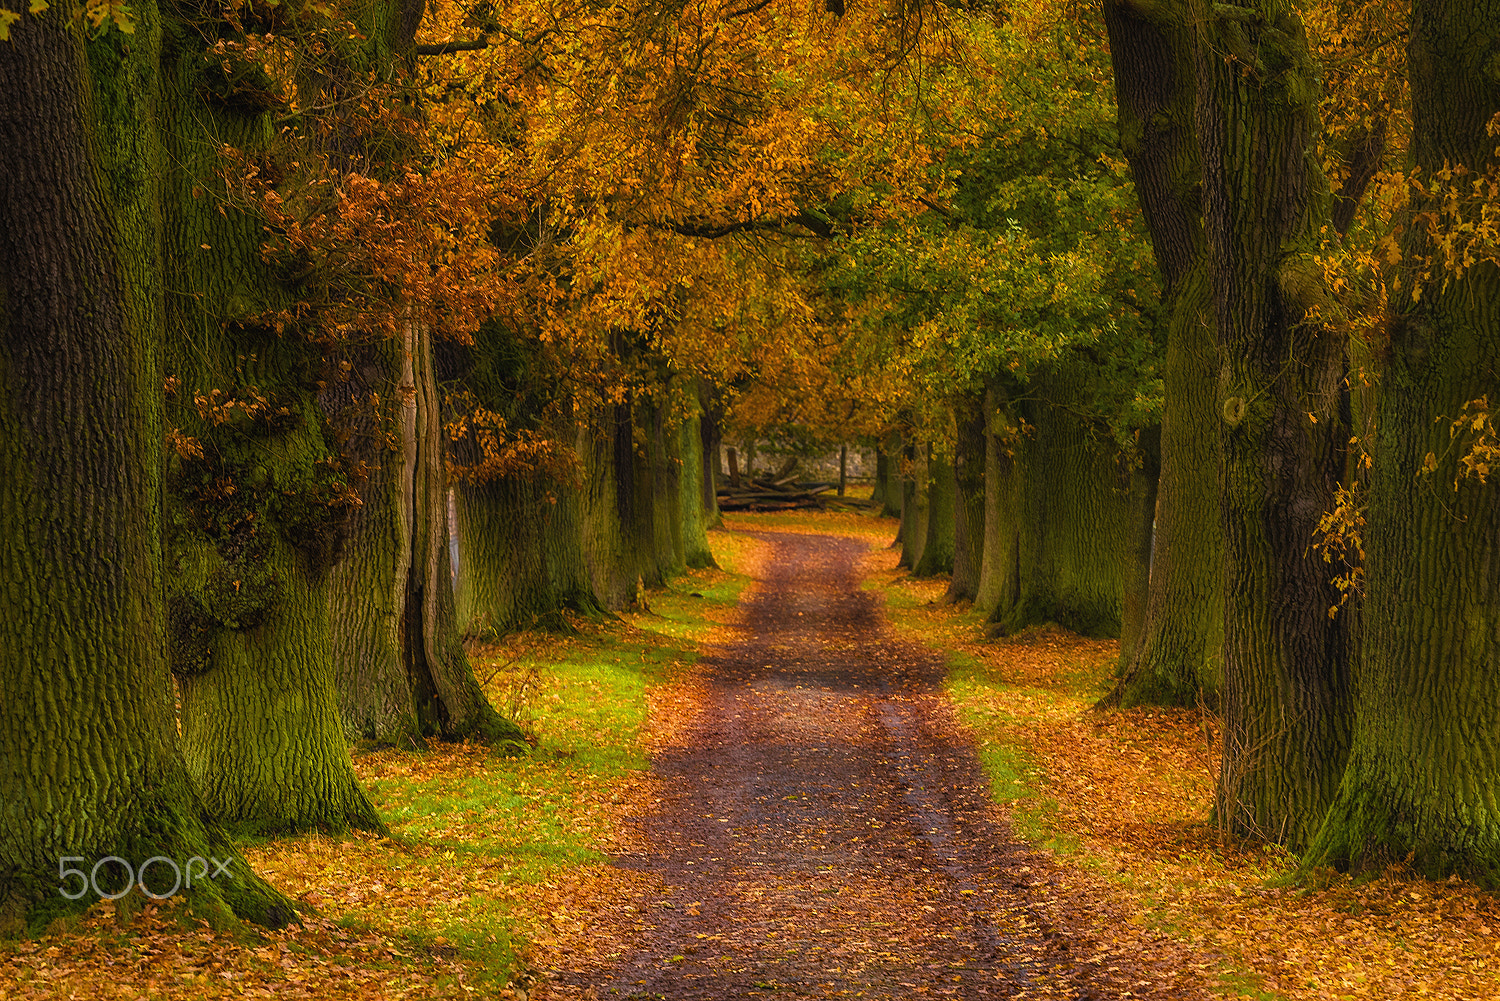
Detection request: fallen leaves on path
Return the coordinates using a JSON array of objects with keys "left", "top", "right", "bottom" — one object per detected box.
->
[{"left": 863, "top": 541, "right": 1500, "bottom": 1001}]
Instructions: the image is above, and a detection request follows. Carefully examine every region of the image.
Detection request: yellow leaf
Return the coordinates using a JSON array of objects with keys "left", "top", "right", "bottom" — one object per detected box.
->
[
  {"left": 1422, "top": 452, "right": 1439, "bottom": 474},
  {"left": 28, "top": 0, "right": 45, "bottom": 12},
  {"left": 0, "top": 8, "right": 18, "bottom": 39}
]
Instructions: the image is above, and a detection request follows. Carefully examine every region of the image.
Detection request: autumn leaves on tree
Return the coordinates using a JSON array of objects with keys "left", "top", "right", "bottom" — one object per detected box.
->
[{"left": 2, "top": 0, "right": 1499, "bottom": 933}]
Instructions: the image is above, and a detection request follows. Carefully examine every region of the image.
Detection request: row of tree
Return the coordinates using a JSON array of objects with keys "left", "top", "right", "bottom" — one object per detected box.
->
[
  {"left": 2, "top": 0, "right": 1498, "bottom": 932},
  {"left": 0, "top": 0, "right": 740, "bottom": 929},
  {"left": 858, "top": 0, "right": 1500, "bottom": 885}
]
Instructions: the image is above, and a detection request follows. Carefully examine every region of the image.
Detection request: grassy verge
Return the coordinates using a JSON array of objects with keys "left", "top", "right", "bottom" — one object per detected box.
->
[{"left": 0, "top": 560, "right": 752, "bottom": 1001}]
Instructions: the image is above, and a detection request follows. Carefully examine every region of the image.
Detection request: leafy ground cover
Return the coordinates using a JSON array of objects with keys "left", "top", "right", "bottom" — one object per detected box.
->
[
  {"left": 866, "top": 543, "right": 1500, "bottom": 1001},
  {"left": 0, "top": 562, "right": 752, "bottom": 1000},
  {"left": 5, "top": 509, "right": 1498, "bottom": 1000}
]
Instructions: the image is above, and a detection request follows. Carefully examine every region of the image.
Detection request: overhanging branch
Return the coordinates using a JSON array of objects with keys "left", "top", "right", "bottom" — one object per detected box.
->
[
  {"left": 665, "top": 210, "right": 834, "bottom": 240},
  {"left": 414, "top": 39, "right": 491, "bottom": 56}
]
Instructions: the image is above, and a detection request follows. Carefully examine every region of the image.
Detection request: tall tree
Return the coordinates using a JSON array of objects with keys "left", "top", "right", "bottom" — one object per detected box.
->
[
  {"left": 0, "top": 2, "right": 290, "bottom": 925},
  {"left": 1306, "top": 0, "right": 1500, "bottom": 883},
  {"left": 331, "top": 323, "right": 530, "bottom": 748},
  {"left": 1193, "top": 0, "right": 1354, "bottom": 847},
  {"left": 159, "top": 2, "right": 388, "bottom": 834},
  {"left": 1098, "top": 0, "right": 1225, "bottom": 709},
  {"left": 945, "top": 394, "right": 989, "bottom": 603}
]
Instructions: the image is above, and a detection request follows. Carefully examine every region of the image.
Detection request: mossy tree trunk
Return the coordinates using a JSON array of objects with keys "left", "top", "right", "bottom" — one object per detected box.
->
[
  {"left": 870, "top": 449, "right": 889, "bottom": 509},
  {"left": 159, "top": 10, "right": 380, "bottom": 835},
  {"left": 581, "top": 401, "right": 645, "bottom": 610},
  {"left": 897, "top": 437, "right": 931, "bottom": 570},
  {"left": 989, "top": 383, "right": 1135, "bottom": 638},
  {"left": 0, "top": 7, "right": 291, "bottom": 928},
  {"left": 679, "top": 398, "right": 717, "bottom": 568},
  {"left": 946, "top": 394, "right": 989, "bottom": 603},
  {"left": 648, "top": 395, "right": 686, "bottom": 580},
  {"left": 1305, "top": 0, "right": 1500, "bottom": 884},
  {"left": 1105, "top": 273, "right": 1223, "bottom": 708},
  {"left": 453, "top": 470, "right": 595, "bottom": 636},
  {"left": 974, "top": 380, "right": 1024, "bottom": 618},
  {"left": 913, "top": 447, "right": 956, "bottom": 577},
  {"left": 1100, "top": 0, "right": 1224, "bottom": 709},
  {"left": 879, "top": 431, "right": 904, "bottom": 519},
  {"left": 1194, "top": 0, "right": 1352, "bottom": 848},
  {"left": 332, "top": 323, "right": 528, "bottom": 749},
  {"left": 695, "top": 383, "right": 723, "bottom": 534},
  {"left": 1115, "top": 428, "right": 1161, "bottom": 674}
]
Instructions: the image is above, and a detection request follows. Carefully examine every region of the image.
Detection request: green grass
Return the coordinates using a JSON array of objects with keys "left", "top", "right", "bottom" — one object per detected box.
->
[{"left": 232, "top": 560, "right": 757, "bottom": 996}]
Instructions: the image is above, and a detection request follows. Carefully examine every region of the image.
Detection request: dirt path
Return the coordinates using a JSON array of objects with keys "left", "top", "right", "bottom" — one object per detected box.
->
[{"left": 546, "top": 531, "right": 1205, "bottom": 1000}]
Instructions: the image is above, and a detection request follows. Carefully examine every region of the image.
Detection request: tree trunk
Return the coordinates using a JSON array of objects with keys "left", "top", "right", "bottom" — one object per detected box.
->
[
  {"left": 989, "top": 384, "right": 1135, "bottom": 638},
  {"left": 1195, "top": 0, "right": 1353, "bottom": 848},
  {"left": 1115, "top": 428, "right": 1161, "bottom": 673},
  {"left": 1104, "top": 271, "right": 1224, "bottom": 708},
  {"left": 974, "top": 381, "right": 1023, "bottom": 617},
  {"left": 649, "top": 395, "right": 686, "bottom": 579},
  {"left": 697, "top": 384, "right": 723, "bottom": 531},
  {"left": 158, "top": 18, "right": 381, "bottom": 835},
  {"left": 879, "top": 431, "right": 904, "bottom": 518},
  {"left": 914, "top": 447, "right": 956, "bottom": 577},
  {"left": 1099, "top": 0, "right": 1224, "bottom": 710},
  {"left": 871, "top": 448, "right": 889, "bottom": 508},
  {"left": 897, "top": 437, "right": 931, "bottom": 570},
  {"left": 0, "top": 8, "right": 290, "bottom": 927},
  {"left": 581, "top": 402, "right": 645, "bottom": 610},
  {"left": 946, "top": 394, "right": 989, "bottom": 603},
  {"left": 333, "top": 324, "right": 529, "bottom": 748},
  {"left": 1306, "top": 0, "right": 1500, "bottom": 884},
  {"left": 679, "top": 401, "right": 717, "bottom": 568}
]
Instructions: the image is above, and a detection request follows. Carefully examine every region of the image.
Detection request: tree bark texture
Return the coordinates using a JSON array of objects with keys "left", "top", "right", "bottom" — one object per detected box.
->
[
  {"left": 1101, "top": 0, "right": 1225, "bottom": 710},
  {"left": 159, "top": 19, "right": 381, "bottom": 835},
  {"left": 581, "top": 402, "right": 645, "bottom": 610},
  {"left": 897, "top": 438, "right": 931, "bottom": 570},
  {"left": 455, "top": 472, "right": 595, "bottom": 631},
  {"left": 1107, "top": 285, "right": 1224, "bottom": 708},
  {"left": 989, "top": 383, "right": 1135, "bottom": 639},
  {"left": 1114, "top": 427, "right": 1161, "bottom": 674},
  {"left": 678, "top": 401, "right": 717, "bottom": 568},
  {"left": 879, "top": 431, "right": 904, "bottom": 518},
  {"left": 1306, "top": 0, "right": 1500, "bottom": 884},
  {"left": 973, "top": 381, "right": 1023, "bottom": 618},
  {"left": 0, "top": 7, "right": 289, "bottom": 926},
  {"left": 333, "top": 324, "right": 528, "bottom": 748},
  {"left": 696, "top": 382, "right": 724, "bottom": 532},
  {"left": 648, "top": 395, "right": 686, "bottom": 582},
  {"left": 913, "top": 448, "right": 956, "bottom": 577},
  {"left": 946, "top": 395, "right": 989, "bottom": 603},
  {"left": 1194, "top": 0, "right": 1353, "bottom": 847}
]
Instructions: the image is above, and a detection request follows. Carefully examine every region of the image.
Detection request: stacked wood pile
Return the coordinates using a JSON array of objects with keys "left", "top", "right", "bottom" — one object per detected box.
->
[{"left": 717, "top": 452, "right": 834, "bottom": 511}]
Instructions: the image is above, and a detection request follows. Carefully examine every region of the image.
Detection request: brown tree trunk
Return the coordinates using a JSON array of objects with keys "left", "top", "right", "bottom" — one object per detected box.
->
[
  {"left": 946, "top": 395, "right": 989, "bottom": 603},
  {"left": 332, "top": 323, "right": 529, "bottom": 748}
]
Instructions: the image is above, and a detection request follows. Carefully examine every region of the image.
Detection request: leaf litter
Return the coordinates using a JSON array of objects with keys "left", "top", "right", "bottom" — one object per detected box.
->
[{"left": 4, "top": 515, "right": 1498, "bottom": 1001}]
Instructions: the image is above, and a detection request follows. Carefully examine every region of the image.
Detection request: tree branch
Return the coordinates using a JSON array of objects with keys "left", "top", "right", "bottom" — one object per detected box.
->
[
  {"left": 414, "top": 39, "right": 491, "bottom": 56},
  {"left": 663, "top": 210, "right": 833, "bottom": 240}
]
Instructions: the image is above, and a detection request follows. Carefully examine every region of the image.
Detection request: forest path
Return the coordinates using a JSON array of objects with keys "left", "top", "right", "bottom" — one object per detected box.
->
[{"left": 543, "top": 530, "right": 1198, "bottom": 1001}]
